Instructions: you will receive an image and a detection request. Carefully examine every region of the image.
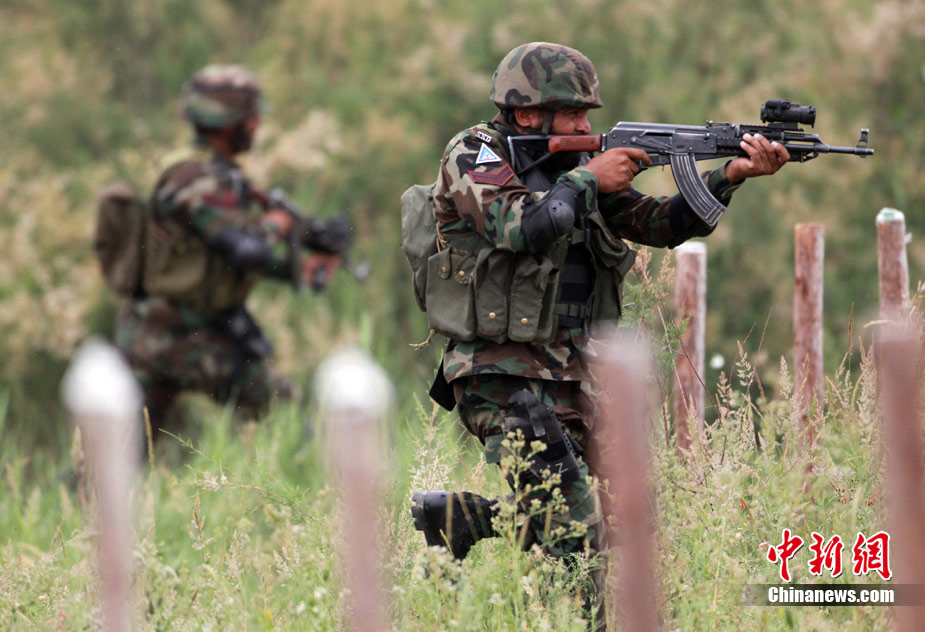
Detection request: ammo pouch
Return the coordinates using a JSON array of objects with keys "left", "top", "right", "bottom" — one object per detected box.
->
[
  {"left": 424, "top": 244, "right": 559, "bottom": 344},
  {"left": 424, "top": 247, "right": 477, "bottom": 341},
  {"left": 212, "top": 305, "right": 273, "bottom": 359},
  {"left": 502, "top": 389, "right": 582, "bottom": 486},
  {"left": 423, "top": 205, "right": 637, "bottom": 343},
  {"left": 584, "top": 213, "right": 637, "bottom": 324}
]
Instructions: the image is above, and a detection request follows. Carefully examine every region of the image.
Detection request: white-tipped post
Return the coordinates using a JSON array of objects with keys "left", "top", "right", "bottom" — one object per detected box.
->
[
  {"left": 876, "top": 208, "right": 909, "bottom": 321},
  {"left": 61, "top": 337, "right": 142, "bottom": 632},
  {"left": 315, "top": 347, "right": 393, "bottom": 632}
]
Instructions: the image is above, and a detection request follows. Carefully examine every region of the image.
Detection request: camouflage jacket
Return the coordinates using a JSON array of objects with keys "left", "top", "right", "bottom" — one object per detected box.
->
[
  {"left": 142, "top": 144, "right": 288, "bottom": 316},
  {"left": 436, "top": 116, "right": 742, "bottom": 383}
]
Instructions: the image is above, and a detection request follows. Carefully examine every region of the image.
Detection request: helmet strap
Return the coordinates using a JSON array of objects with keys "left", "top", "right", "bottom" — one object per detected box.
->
[
  {"left": 540, "top": 110, "right": 556, "bottom": 135},
  {"left": 507, "top": 108, "right": 556, "bottom": 135}
]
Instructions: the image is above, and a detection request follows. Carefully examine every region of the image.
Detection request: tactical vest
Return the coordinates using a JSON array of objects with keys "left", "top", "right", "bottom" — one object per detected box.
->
[
  {"left": 142, "top": 152, "right": 261, "bottom": 316},
  {"left": 423, "top": 122, "right": 636, "bottom": 344}
]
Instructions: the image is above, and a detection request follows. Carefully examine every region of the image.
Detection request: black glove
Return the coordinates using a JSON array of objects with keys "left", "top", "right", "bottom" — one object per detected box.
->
[{"left": 302, "top": 217, "right": 353, "bottom": 255}]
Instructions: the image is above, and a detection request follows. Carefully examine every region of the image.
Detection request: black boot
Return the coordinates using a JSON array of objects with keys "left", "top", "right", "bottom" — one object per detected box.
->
[{"left": 411, "top": 491, "right": 498, "bottom": 560}]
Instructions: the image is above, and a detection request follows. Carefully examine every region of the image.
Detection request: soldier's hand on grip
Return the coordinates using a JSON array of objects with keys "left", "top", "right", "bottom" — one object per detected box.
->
[
  {"left": 261, "top": 209, "right": 296, "bottom": 238},
  {"left": 584, "top": 147, "right": 652, "bottom": 193},
  {"left": 301, "top": 252, "right": 343, "bottom": 292}
]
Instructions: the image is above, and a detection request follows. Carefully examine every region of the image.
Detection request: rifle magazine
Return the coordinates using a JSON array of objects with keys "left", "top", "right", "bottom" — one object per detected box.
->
[{"left": 670, "top": 153, "right": 726, "bottom": 228}]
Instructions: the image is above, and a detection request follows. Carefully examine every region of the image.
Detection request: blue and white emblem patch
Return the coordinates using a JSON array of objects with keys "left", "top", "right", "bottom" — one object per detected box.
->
[{"left": 475, "top": 144, "right": 502, "bottom": 165}]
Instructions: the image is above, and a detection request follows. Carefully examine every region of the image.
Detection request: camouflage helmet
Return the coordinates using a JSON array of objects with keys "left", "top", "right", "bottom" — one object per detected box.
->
[
  {"left": 182, "top": 65, "right": 264, "bottom": 129},
  {"left": 490, "top": 42, "right": 602, "bottom": 111}
]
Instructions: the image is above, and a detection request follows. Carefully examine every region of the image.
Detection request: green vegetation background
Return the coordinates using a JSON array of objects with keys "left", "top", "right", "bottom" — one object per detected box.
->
[
  {"left": 1, "top": 0, "right": 921, "bottom": 453},
  {"left": 0, "top": 1, "right": 921, "bottom": 629}
]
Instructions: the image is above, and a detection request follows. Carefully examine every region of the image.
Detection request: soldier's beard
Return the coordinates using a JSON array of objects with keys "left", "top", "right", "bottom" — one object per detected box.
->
[
  {"left": 546, "top": 149, "right": 583, "bottom": 172},
  {"left": 229, "top": 124, "right": 255, "bottom": 153}
]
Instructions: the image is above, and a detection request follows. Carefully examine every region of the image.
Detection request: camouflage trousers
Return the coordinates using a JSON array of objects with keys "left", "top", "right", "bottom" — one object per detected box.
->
[
  {"left": 114, "top": 296, "right": 292, "bottom": 434},
  {"left": 452, "top": 373, "right": 608, "bottom": 610}
]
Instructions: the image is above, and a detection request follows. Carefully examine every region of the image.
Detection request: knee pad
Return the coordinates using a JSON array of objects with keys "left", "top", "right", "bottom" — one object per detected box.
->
[
  {"left": 502, "top": 389, "right": 583, "bottom": 485},
  {"left": 521, "top": 181, "right": 580, "bottom": 253},
  {"left": 411, "top": 490, "right": 498, "bottom": 560}
]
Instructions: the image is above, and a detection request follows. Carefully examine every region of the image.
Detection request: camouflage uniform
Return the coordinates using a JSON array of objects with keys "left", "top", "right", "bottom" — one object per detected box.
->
[
  {"left": 417, "top": 43, "right": 742, "bottom": 619},
  {"left": 115, "top": 67, "right": 293, "bottom": 432}
]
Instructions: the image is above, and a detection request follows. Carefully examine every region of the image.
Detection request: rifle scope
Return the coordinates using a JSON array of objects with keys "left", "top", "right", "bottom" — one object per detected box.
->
[{"left": 761, "top": 99, "right": 816, "bottom": 126}]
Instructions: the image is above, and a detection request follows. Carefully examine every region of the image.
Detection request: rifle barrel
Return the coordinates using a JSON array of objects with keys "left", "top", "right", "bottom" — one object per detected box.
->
[{"left": 782, "top": 142, "right": 874, "bottom": 156}]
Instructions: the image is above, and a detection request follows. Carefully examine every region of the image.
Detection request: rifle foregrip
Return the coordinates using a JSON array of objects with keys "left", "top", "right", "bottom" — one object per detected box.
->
[{"left": 548, "top": 135, "right": 602, "bottom": 153}]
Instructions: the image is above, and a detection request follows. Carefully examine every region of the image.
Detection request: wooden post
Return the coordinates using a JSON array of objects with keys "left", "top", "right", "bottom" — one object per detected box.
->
[
  {"left": 793, "top": 223, "right": 825, "bottom": 442},
  {"left": 876, "top": 324, "right": 925, "bottom": 630},
  {"left": 316, "top": 347, "right": 393, "bottom": 632},
  {"left": 61, "top": 338, "right": 142, "bottom": 632},
  {"left": 673, "top": 241, "right": 707, "bottom": 452},
  {"left": 596, "top": 332, "right": 658, "bottom": 632},
  {"left": 876, "top": 208, "right": 909, "bottom": 321}
]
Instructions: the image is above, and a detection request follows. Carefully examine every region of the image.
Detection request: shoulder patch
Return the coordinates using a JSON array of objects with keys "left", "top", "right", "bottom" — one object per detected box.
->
[
  {"left": 467, "top": 164, "right": 514, "bottom": 186},
  {"left": 475, "top": 130, "right": 494, "bottom": 144},
  {"left": 475, "top": 144, "right": 502, "bottom": 165}
]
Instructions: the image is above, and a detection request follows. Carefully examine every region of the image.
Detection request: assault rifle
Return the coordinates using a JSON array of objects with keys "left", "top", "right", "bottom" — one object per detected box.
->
[
  {"left": 254, "top": 188, "right": 369, "bottom": 291},
  {"left": 507, "top": 99, "right": 874, "bottom": 227}
]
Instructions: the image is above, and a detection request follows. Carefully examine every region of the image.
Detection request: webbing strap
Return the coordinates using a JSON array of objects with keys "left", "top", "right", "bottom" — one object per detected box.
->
[
  {"left": 553, "top": 302, "right": 592, "bottom": 329},
  {"left": 568, "top": 227, "right": 591, "bottom": 244},
  {"left": 553, "top": 303, "right": 592, "bottom": 319}
]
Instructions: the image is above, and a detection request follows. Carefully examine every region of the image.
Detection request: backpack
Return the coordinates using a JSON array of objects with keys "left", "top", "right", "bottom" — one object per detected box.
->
[
  {"left": 400, "top": 182, "right": 438, "bottom": 312},
  {"left": 93, "top": 181, "right": 147, "bottom": 297}
]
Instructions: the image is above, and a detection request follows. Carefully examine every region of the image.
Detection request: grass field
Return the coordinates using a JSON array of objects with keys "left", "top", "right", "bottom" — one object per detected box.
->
[{"left": 0, "top": 310, "right": 901, "bottom": 630}]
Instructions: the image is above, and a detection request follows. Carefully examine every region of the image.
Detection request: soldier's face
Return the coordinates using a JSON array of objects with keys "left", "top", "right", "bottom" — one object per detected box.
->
[
  {"left": 514, "top": 108, "right": 591, "bottom": 135},
  {"left": 228, "top": 115, "right": 261, "bottom": 153},
  {"left": 549, "top": 108, "right": 592, "bottom": 135},
  {"left": 241, "top": 115, "right": 261, "bottom": 149}
]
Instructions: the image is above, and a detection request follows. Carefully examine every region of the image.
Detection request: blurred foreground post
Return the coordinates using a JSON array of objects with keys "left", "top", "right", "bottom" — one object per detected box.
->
[
  {"left": 793, "top": 223, "right": 825, "bottom": 444},
  {"left": 876, "top": 208, "right": 909, "bottom": 321},
  {"left": 672, "top": 241, "right": 707, "bottom": 453},
  {"left": 876, "top": 324, "right": 925, "bottom": 631},
  {"left": 316, "top": 347, "right": 393, "bottom": 632},
  {"left": 596, "top": 331, "right": 658, "bottom": 632},
  {"left": 61, "top": 338, "right": 142, "bottom": 632}
]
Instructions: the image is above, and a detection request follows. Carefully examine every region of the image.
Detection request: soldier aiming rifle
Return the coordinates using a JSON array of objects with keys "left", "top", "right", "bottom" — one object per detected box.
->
[
  {"left": 104, "top": 65, "right": 353, "bottom": 437},
  {"left": 406, "top": 41, "right": 802, "bottom": 628}
]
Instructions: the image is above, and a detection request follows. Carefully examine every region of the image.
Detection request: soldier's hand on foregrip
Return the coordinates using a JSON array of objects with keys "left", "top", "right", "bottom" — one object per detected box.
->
[
  {"left": 584, "top": 147, "right": 652, "bottom": 193},
  {"left": 724, "top": 133, "right": 791, "bottom": 183},
  {"left": 301, "top": 252, "right": 343, "bottom": 292},
  {"left": 302, "top": 217, "right": 353, "bottom": 255}
]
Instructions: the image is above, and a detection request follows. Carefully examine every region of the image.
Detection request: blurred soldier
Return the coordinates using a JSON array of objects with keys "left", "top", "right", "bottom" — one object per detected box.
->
[
  {"left": 410, "top": 42, "right": 789, "bottom": 624},
  {"left": 115, "top": 65, "right": 350, "bottom": 435}
]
